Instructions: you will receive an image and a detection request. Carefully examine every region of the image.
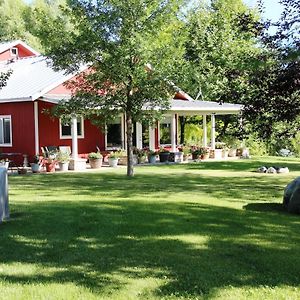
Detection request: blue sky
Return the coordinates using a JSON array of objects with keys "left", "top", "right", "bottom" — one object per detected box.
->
[
  {"left": 243, "top": 0, "right": 282, "bottom": 21},
  {"left": 23, "top": 0, "right": 283, "bottom": 22}
]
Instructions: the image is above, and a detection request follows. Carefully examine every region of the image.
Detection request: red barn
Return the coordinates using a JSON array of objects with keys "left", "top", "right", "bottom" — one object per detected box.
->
[{"left": 0, "top": 41, "right": 242, "bottom": 168}]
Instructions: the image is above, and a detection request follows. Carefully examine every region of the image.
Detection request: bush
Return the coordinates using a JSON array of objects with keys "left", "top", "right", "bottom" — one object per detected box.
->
[{"left": 88, "top": 152, "right": 102, "bottom": 160}]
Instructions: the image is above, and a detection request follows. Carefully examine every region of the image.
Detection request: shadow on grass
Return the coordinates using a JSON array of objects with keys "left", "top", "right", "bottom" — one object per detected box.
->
[
  {"left": 2, "top": 163, "right": 300, "bottom": 298},
  {"left": 243, "top": 202, "right": 286, "bottom": 213}
]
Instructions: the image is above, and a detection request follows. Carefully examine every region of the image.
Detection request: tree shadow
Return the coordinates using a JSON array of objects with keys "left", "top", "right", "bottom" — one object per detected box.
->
[
  {"left": 3, "top": 163, "right": 300, "bottom": 298},
  {"left": 243, "top": 202, "right": 286, "bottom": 213}
]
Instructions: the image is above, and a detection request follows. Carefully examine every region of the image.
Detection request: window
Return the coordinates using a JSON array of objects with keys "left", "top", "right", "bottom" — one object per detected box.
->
[
  {"left": 160, "top": 116, "right": 172, "bottom": 145},
  {"left": 60, "top": 117, "right": 84, "bottom": 139},
  {"left": 0, "top": 116, "right": 12, "bottom": 146},
  {"left": 106, "top": 117, "right": 122, "bottom": 149},
  {"left": 10, "top": 47, "right": 18, "bottom": 57}
]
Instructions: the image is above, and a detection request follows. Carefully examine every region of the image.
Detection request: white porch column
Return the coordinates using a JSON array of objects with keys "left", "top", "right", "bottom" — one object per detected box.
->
[
  {"left": 203, "top": 115, "right": 207, "bottom": 147},
  {"left": 71, "top": 116, "right": 78, "bottom": 159},
  {"left": 149, "top": 126, "right": 156, "bottom": 151},
  {"left": 136, "top": 122, "right": 143, "bottom": 149},
  {"left": 211, "top": 114, "right": 216, "bottom": 150},
  {"left": 34, "top": 101, "right": 39, "bottom": 155},
  {"left": 171, "top": 113, "right": 177, "bottom": 152}
]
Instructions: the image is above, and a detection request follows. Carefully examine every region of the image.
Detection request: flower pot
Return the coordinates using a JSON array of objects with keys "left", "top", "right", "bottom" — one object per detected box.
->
[
  {"left": 0, "top": 161, "right": 9, "bottom": 169},
  {"left": 30, "top": 163, "right": 40, "bottom": 173},
  {"left": 192, "top": 153, "right": 200, "bottom": 160},
  {"left": 59, "top": 161, "right": 69, "bottom": 171},
  {"left": 214, "top": 149, "right": 223, "bottom": 160},
  {"left": 137, "top": 156, "right": 147, "bottom": 164},
  {"left": 18, "top": 168, "right": 27, "bottom": 175},
  {"left": 118, "top": 156, "right": 127, "bottom": 165},
  {"left": 89, "top": 158, "right": 102, "bottom": 169},
  {"left": 159, "top": 152, "right": 170, "bottom": 162},
  {"left": 45, "top": 162, "right": 56, "bottom": 172},
  {"left": 228, "top": 148, "right": 237, "bottom": 157},
  {"left": 148, "top": 155, "right": 157, "bottom": 164},
  {"left": 200, "top": 153, "right": 210, "bottom": 160},
  {"left": 108, "top": 157, "right": 118, "bottom": 167}
]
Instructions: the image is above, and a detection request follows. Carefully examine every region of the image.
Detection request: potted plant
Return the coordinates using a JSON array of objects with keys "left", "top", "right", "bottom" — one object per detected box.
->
[
  {"left": 117, "top": 150, "right": 127, "bottom": 165},
  {"left": 57, "top": 151, "right": 71, "bottom": 171},
  {"left": 147, "top": 150, "right": 158, "bottom": 164},
  {"left": 88, "top": 152, "right": 103, "bottom": 169},
  {"left": 0, "top": 159, "right": 9, "bottom": 169},
  {"left": 44, "top": 151, "right": 57, "bottom": 172},
  {"left": 200, "top": 147, "right": 210, "bottom": 160},
  {"left": 214, "top": 142, "right": 225, "bottom": 160},
  {"left": 30, "top": 155, "right": 41, "bottom": 173},
  {"left": 134, "top": 148, "right": 147, "bottom": 164},
  {"left": 180, "top": 146, "right": 191, "bottom": 161},
  {"left": 159, "top": 148, "right": 170, "bottom": 162},
  {"left": 108, "top": 151, "right": 120, "bottom": 167}
]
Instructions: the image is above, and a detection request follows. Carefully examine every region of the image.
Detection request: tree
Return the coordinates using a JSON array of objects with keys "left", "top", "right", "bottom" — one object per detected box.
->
[
  {"left": 36, "top": 0, "right": 187, "bottom": 176},
  {"left": 242, "top": 0, "right": 300, "bottom": 142},
  {"left": 182, "top": 0, "right": 262, "bottom": 141}
]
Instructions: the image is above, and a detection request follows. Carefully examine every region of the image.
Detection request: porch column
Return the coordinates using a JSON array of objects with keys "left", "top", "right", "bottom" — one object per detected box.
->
[
  {"left": 211, "top": 114, "right": 216, "bottom": 150},
  {"left": 149, "top": 126, "right": 155, "bottom": 151},
  {"left": 34, "top": 101, "right": 39, "bottom": 155},
  {"left": 71, "top": 116, "right": 78, "bottom": 159},
  {"left": 171, "top": 113, "right": 177, "bottom": 152},
  {"left": 136, "top": 122, "right": 143, "bottom": 149},
  {"left": 203, "top": 115, "right": 207, "bottom": 147}
]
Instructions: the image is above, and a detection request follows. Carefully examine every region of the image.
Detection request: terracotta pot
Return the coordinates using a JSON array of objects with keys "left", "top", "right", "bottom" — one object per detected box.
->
[
  {"left": 45, "top": 162, "right": 56, "bottom": 172},
  {"left": 89, "top": 158, "right": 102, "bottom": 169}
]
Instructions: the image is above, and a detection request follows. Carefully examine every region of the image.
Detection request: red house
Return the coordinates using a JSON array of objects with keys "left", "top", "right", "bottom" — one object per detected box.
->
[{"left": 0, "top": 41, "right": 242, "bottom": 168}]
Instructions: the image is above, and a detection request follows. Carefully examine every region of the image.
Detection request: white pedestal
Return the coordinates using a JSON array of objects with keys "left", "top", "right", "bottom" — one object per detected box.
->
[{"left": 69, "top": 159, "right": 87, "bottom": 171}]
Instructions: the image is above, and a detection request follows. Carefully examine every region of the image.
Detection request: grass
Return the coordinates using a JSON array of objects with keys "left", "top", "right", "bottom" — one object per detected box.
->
[{"left": 1, "top": 156, "right": 300, "bottom": 299}]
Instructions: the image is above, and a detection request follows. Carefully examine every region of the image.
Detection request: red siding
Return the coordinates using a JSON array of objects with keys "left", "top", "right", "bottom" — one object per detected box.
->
[
  {"left": 38, "top": 101, "right": 105, "bottom": 154},
  {"left": 0, "top": 101, "right": 35, "bottom": 164},
  {"left": 0, "top": 44, "right": 37, "bottom": 61}
]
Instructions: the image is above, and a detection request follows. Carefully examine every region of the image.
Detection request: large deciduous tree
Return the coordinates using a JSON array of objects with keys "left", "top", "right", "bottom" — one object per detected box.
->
[
  {"left": 36, "top": 0, "right": 186, "bottom": 176},
  {"left": 242, "top": 0, "right": 300, "bottom": 142}
]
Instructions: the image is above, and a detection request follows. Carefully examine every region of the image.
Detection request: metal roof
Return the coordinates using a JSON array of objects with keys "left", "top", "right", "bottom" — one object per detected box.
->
[
  {"left": 169, "top": 99, "right": 242, "bottom": 115},
  {"left": 0, "top": 55, "right": 86, "bottom": 102},
  {"left": 0, "top": 40, "right": 40, "bottom": 56}
]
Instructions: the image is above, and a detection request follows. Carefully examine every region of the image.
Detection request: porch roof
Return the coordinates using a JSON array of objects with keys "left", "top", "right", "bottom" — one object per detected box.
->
[{"left": 170, "top": 99, "right": 242, "bottom": 115}]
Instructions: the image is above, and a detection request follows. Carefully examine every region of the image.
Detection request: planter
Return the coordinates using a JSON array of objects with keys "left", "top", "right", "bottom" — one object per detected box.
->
[
  {"left": 0, "top": 161, "right": 9, "bottom": 169},
  {"left": 200, "top": 153, "right": 210, "bottom": 160},
  {"left": 137, "top": 156, "right": 147, "bottom": 164},
  {"left": 45, "top": 162, "right": 56, "bottom": 172},
  {"left": 214, "top": 149, "right": 223, "bottom": 160},
  {"left": 148, "top": 155, "right": 157, "bottom": 164},
  {"left": 228, "top": 148, "right": 237, "bottom": 157},
  {"left": 159, "top": 152, "right": 170, "bottom": 162},
  {"left": 18, "top": 168, "right": 27, "bottom": 175},
  {"left": 89, "top": 158, "right": 102, "bottom": 169},
  {"left": 169, "top": 152, "right": 183, "bottom": 163},
  {"left": 59, "top": 161, "right": 69, "bottom": 171},
  {"left": 30, "top": 163, "right": 40, "bottom": 173},
  {"left": 118, "top": 156, "right": 127, "bottom": 165},
  {"left": 192, "top": 153, "right": 200, "bottom": 160},
  {"left": 183, "top": 154, "right": 190, "bottom": 161},
  {"left": 108, "top": 157, "right": 118, "bottom": 167}
]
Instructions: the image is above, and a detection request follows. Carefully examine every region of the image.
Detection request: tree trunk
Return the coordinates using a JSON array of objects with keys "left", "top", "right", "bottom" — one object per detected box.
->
[
  {"left": 126, "top": 113, "right": 134, "bottom": 177},
  {"left": 179, "top": 116, "right": 186, "bottom": 144}
]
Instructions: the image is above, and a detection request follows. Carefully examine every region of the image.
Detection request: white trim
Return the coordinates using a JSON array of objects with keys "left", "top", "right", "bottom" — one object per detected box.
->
[
  {"left": 149, "top": 126, "right": 156, "bottom": 151},
  {"left": 121, "top": 114, "right": 126, "bottom": 150},
  {"left": 71, "top": 116, "right": 78, "bottom": 160},
  {"left": 59, "top": 116, "right": 84, "bottom": 140},
  {"left": 203, "top": 115, "right": 207, "bottom": 147},
  {"left": 211, "top": 114, "right": 216, "bottom": 150},
  {"left": 34, "top": 102, "right": 39, "bottom": 155},
  {"left": 0, "top": 115, "right": 12, "bottom": 147},
  {"left": 136, "top": 122, "right": 143, "bottom": 149},
  {"left": 171, "top": 113, "right": 177, "bottom": 152}
]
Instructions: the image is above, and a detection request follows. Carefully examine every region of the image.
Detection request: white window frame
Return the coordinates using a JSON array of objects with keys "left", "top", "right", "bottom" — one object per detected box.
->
[
  {"left": 10, "top": 47, "right": 18, "bottom": 57},
  {"left": 59, "top": 116, "right": 84, "bottom": 140},
  {"left": 105, "top": 115, "right": 125, "bottom": 150},
  {"left": 0, "top": 115, "right": 12, "bottom": 147}
]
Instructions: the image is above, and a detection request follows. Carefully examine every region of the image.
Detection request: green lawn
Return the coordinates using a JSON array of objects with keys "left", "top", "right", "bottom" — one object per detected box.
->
[{"left": 1, "top": 156, "right": 300, "bottom": 299}]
